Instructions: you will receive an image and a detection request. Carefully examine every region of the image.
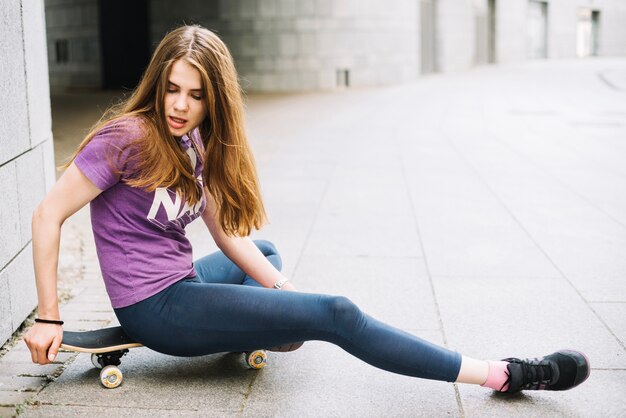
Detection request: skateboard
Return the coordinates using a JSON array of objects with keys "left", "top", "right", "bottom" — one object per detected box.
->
[{"left": 60, "top": 326, "right": 269, "bottom": 389}]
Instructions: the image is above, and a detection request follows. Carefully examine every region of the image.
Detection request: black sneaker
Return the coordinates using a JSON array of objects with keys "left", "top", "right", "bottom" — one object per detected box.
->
[{"left": 501, "top": 350, "right": 590, "bottom": 393}]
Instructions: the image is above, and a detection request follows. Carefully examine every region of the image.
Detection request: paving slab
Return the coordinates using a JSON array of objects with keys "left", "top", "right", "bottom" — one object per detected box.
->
[
  {"left": 0, "top": 391, "right": 32, "bottom": 407},
  {"left": 493, "top": 109, "right": 626, "bottom": 178},
  {"left": 305, "top": 212, "right": 422, "bottom": 258},
  {"left": 320, "top": 165, "right": 413, "bottom": 217},
  {"left": 458, "top": 369, "right": 626, "bottom": 418},
  {"left": 71, "top": 286, "right": 109, "bottom": 297},
  {"left": 295, "top": 255, "right": 439, "bottom": 330},
  {"left": 0, "top": 406, "right": 17, "bottom": 418},
  {"left": 0, "top": 376, "right": 46, "bottom": 392},
  {"left": 58, "top": 303, "right": 113, "bottom": 313},
  {"left": 259, "top": 178, "right": 327, "bottom": 210},
  {"left": 57, "top": 311, "right": 115, "bottom": 322},
  {"left": 590, "top": 303, "right": 626, "bottom": 346},
  {"left": 552, "top": 168, "right": 626, "bottom": 227},
  {"left": 34, "top": 349, "right": 252, "bottom": 413},
  {"left": 0, "top": 362, "right": 61, "bottom": 378},
  {"left": 397, "top": 137, "right": 561, "bottom": 279},
  {"left": 243, "top": 335, "right": 460, "bottom": 417},
  {"left": 433, "top": 276, "right": 625, "bottom": 369},
  {"left": 1, "top": 349, "right": 35, "bottom": 365},
  {"left": 60, "top": 293, "right": 111, "bottom": 304},
  {"left": 256, "top": 158, "right": 337, "bottom": 183},
  {"left": 441, "top": 122, "right": 626, "bottom": 301},
  {"left": 20, "top": 405, "right": 203, "bottom": 418},
  {"left": 405, "top": 181, "right": 560, "bottom": 278},
  {"left": 2, "top": 343, "right": 75, "bottom": 365},
  {"left": 559, "top": 131, "right": 626, "bottom": 178}
]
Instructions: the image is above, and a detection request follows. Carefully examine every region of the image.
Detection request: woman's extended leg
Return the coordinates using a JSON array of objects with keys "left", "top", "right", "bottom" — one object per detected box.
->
[
  {"left": 115, "top": 281, "right": 462, "bottom": 382},
  {"left": 115, "top": 280, "right": 590, "bottom": 392}
]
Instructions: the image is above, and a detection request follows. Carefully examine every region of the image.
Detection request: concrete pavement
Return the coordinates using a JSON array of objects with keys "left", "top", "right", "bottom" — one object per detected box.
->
[{"left": 1, "top": 57, "right": 625, "bottom": 417}]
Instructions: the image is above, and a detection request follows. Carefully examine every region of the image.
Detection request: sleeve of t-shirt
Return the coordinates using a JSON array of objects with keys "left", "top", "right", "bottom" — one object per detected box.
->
[{"left": 74, "top": 119, "right": 144, "bottom": 191}]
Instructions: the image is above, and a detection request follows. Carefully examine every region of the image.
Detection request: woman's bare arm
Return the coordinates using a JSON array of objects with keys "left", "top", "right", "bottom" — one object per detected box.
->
[
  {"left": 200, "top": 188, "right": 296, "bottom": 291},
  {"left": 25, "top": 163, "right": 103, "bottom": 365}
]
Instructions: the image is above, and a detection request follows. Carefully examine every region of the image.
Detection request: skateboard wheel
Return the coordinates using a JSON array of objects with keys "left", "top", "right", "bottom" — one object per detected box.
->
[
  {"left": 91, "top": 354, "right": 103, "bottom": 369},
  {"left": 100, "top": 365, "right": 123, "bottom": 389},
  {"left": 245, "top": 350, "right": 267, "bottom": 369}
]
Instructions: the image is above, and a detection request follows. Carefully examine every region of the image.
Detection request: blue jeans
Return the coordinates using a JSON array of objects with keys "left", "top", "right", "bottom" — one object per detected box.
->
[{"left": 114, "top": 240, "right": 462, "bottom": 382}]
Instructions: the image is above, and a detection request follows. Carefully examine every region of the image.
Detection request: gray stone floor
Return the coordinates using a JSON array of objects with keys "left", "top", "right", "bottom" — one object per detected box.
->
[{"left": 1, "top": 58, "right": 625, "bottom": 417}]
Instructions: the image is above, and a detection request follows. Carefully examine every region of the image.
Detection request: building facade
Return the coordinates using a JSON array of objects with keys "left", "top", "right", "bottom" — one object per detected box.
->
[
  {"left": 0, "top": 0, "right": 55, "bottom": 346},
  {"left": 45, "top": 0, "right": 626, "bottom": 93}
]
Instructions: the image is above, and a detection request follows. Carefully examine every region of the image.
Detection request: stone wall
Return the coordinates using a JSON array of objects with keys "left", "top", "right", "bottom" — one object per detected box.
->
[
  {"left": 45, "top": 0, "right": 101, "bottom": 91},
  {"left": 436, "top": 0, "right": 477, "bottom": 72},
  {"left": 596, "top": 0, "right": 626, "bottom": 56},
  {"left": 43, "top": 0, "right": 626, "bottom": 92},
  {"left": 545, "top": 0, "right": 626, "bottom": 58},
  {"left": 435, "top": 0, "right": 626, "bottom": 72},
  {"left": 0, "top": 0, "right": 55, "bottom": 347},
  {"left": 150, "top": 0, "right": 420, "bottom": 91}
]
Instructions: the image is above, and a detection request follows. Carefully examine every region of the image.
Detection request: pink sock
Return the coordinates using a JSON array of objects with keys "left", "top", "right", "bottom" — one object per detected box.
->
[{"left": 481, "top": 360, "right": 511, "bottom": 392}]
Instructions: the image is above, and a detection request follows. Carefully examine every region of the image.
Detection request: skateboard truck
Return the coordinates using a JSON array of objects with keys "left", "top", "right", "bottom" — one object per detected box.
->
[{"left": 90, "top": 349, "right": 130, "bottom": 389}]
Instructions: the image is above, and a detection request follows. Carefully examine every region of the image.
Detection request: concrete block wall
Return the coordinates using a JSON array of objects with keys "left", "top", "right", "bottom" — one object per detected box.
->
[
  {"left": 543, "top": 0, "right": 590, "bottom": 59},
  {"left": 546, "top": 0, "right": 626, "bottom": 58},
  {"left": 436, "top": 0, "right": 478, "bottom": 72},
  {"left": 150, "top": 0, "right": 420, "bottom": 92},
  {"left": 0, "top": 0, "right": 54, "bottom": 347},
  {"left": 595, "top": 0, "right": 626, "bottom": 56},
  {"left": 45, "top": 0, "right": 101, "bottom": 91},
  {"left": 149, "top": 0, "right": 221, "bottom": 40},
  {"left": 496, "top": 0, "right": 626, "bottom": 62},
  {"left": 43, "top": 0, "right": 626, "bottom": 92},
  {"left": 495, "top": 0, "right": 528, "bottom": 64},
  {"left": 437, "top": 0, "right": 626, "bottom": 71}
]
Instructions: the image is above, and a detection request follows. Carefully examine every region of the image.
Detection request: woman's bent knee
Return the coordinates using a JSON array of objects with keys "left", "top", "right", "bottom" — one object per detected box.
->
[
  {"left": 253, "top": 239, "right": 277, "bottom": 255},
  {"left": 327, "top": 296, "right": 364, "bottom": 334},
  {"left": 253, "top": 240, "right": 282, "bottom": 270}
]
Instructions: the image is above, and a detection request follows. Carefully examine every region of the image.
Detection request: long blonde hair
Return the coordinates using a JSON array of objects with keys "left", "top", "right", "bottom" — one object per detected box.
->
[{"left": 65, "top": 25, "right": 266, "bottom": 237}]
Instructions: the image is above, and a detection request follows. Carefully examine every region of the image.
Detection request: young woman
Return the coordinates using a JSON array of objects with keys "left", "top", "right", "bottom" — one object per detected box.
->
[{"left": 25, "top": 25, "right": 589, "bottom": 394}]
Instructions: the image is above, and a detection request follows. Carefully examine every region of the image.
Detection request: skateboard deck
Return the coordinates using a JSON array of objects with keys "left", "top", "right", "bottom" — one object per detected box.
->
[
  {"left": 60, "top": 326, "right": 269, "bottom": 389},
  {"left": 61, "top": 327, "right": 143, "bottom": 353}
]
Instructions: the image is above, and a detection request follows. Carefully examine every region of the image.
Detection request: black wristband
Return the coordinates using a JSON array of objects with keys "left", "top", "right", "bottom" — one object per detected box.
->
[{"left": 35, "top": 318, "right": 64, "bottom": 325}]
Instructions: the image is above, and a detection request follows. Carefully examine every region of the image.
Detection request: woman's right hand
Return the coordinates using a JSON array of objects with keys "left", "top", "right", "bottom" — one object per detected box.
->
[{"left": 24, "top": 323, "right": 63, "bottom": 365}]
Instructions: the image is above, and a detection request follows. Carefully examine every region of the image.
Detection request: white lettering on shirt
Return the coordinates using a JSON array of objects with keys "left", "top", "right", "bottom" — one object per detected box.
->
[{"left": 145, "top": 140, "right": 204, "bottom": 230}]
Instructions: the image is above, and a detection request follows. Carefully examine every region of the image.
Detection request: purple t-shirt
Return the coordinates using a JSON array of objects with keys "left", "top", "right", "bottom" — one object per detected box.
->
[{"left": 74, "top": 118, "right": 206, "bottom": 308}]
